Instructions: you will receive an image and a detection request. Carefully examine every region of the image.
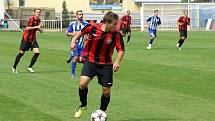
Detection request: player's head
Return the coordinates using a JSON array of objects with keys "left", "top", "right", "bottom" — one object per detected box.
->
[
  {"left": 154, "top": 10, "right": 159, "bottom": 16},
  {"left": 34, "top": 8, "right": 41, "bottom": 18},
  {"left": 102, "top": 11, "right": 119, "bottom": 32},
  {"left": 126, "top": 10, "right": 130, "bottom": 15},
  {"left": 76, "top": 10, "right": 83, "bottom": 21},
  {"left": 183, "top": 10, "right": 188, "bottom": 17}
]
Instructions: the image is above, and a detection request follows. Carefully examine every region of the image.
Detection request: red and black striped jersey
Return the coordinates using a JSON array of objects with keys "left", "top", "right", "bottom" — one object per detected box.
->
[
  {"left": 80, "top": 23, "right": 125, "bottom": 65},
  {"left": 178, "top": 16, "right": 190, "bottom": 31},
  {"left": 22, "top": 16, "right": 41, "bottom": 42},
  {"left": 120, "top": 15, "right": 131, "bottom": 29}
]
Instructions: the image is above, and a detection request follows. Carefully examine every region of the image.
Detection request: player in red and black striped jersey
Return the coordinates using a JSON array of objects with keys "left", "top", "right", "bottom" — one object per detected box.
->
[
  {"left": 120, "top": 10, "right": 132, "bottom": 44},
  {"left": 12, "top": 8, "right": 43, "bottom": 73},
  {"left": 72, "top": 11, "right": 125, "bottom": 118},
  {"left": 176, "top": 10, "right": 190, "bottom": 50}
]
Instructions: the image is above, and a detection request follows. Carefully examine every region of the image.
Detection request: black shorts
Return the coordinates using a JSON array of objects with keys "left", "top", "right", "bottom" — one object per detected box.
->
[
  {"left": 81, "top": 60, "right": 113, "bottom": 87},
  {"left": 19, "top": 40, "right": 39, "bottom": 51},
  {"left": 179, "top": 30, "right": 187, "bottom": 38},
  {"left": 120, "top": 27, "right": 131, "bottom": 34}
]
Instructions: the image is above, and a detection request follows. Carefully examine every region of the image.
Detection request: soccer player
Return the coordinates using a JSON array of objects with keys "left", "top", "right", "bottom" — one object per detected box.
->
[
  {"left": 176, "top": 10, "right": 190, "bottom": 50},
  {"left": 66, "top": 10, "right": 88, "bottom": 77},
  {"left": 12, "top": 8, "right": 43, "bottom": 73},
  {"left": 120, "top": 10, "right": 132, "bottom": 44},
  {"left": 71, "top": 11, "right": 125, "bottom": 118},
  {"left": 146, "top": 10, "right": 161, "bottom": 49}
]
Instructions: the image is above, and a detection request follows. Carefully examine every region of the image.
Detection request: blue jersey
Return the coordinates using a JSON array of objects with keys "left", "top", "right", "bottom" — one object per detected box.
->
[
  {"left": 147, "top": 16, "right": 161, "bottom": 30},
  {"left": 66, "top": 20, "right": 88, "bottom": 48}
]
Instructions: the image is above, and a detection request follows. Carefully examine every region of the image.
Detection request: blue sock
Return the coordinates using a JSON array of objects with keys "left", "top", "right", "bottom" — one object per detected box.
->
[{"left": 71, "top": 60, "right": 76, "bottom": 76}]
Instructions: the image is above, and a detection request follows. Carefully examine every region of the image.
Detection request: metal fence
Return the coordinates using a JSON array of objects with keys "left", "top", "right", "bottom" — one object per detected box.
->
[
  {"left": 0, "top": 19, "right": 61, "bottom": 32},
  {"left": 141, "top": 3, "right": 215, "bottom": 31}
]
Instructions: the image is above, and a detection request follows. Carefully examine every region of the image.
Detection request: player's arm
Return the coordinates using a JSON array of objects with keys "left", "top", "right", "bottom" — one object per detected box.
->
[
  {"left": 113, "top": 33, "right": 125, "bottom": 72},
  {"left": 26, "top": 25, "right": 41, "bottom": 30},
  {"left": 70, "top": 32, "right": 82, "bottom": 50},
  {"left": 120, "top": 16, "right": 127, "bottom": 24},
  {"left": 157, "top": 18, "right": 162, "bottom": 30},
  {"left": 145, "top": 17, "right": 152, "bottom": 28},
  {"left": 187, "top": 18, "right": 191, "bottom": 25},
  {"left": 25, "top": 18, "right": 41, "bottom": 31},
  {"left": 66, "top": 23, "right": 77, "bottom": 37},
  {"left": 67, "top": 31, "right": 78, "bottom": 37},
  {"left": 37, "top": 21, "right": 43, "bottom": 33},
  {"left": 177, "top": 17, "right": 183, "bottom": 26},
  {"left": 70, "top": 24, "right": 92, "bottom": 50}
]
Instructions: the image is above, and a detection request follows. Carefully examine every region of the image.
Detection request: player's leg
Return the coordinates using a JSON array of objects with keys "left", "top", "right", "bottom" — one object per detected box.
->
[
  {"left": 28, "top": 41, "right": 40, "bottom": 72},
  {"left": 126, "top": 28, "right": 131, "bottom": 44},
  {"left": 177, "top": 30, "right": 185, "bottom": 50},
  {"left": 66, "top": 50, "right": 72, "bottom": 63},
  {"left": 100, "top": 86, "right": 111, "bottom": 111},
  {"left": 12, "top": 50, "right": 25, "bottom": 73},
  {"left": 71, "top": 55, "right": 78, "bottom": 77},
  {"left": 71, "top": 46, "right": 80, "bottom": 77},
  {"left": 180, "top": 30, "right": 187, "bottom": 47},
  {"left": 147, "top": 30, "right": 156, "bottom": 49},
  {"left": 98, "top": 65, "right": 113, "bottom": 111},
  {"left": 75, "top": 61, "right": 96, "bottom": 118},
  {"left": 12, "top": 40, "right": 27, "bottom": 73}
]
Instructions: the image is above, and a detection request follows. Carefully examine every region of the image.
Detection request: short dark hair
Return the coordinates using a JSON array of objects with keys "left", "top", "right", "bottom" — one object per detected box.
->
[
  {"left": 183, "top": 10, "right": 188, "bottom": 13},
  {"left": 34, "top": 8, "right": 41, "bottom": 12},
  {"left": 154, "top": 10, "right": 158, "bottom": 13},
  {"left": 76, "top": 10, "right": 83, "bottom": 15},
  {"left": 103, "top": 11, "right": 119, "bottom": 24}
]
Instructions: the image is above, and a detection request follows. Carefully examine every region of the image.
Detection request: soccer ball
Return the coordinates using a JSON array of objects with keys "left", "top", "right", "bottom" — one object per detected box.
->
[{"left": 90, "top": 110, "right": 107, "bottom": 121}]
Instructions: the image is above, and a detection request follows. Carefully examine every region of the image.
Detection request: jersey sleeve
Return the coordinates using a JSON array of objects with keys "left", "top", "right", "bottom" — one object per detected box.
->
[
  {"left": 80, "top": 24, "right": 92, "bottom": 36},
  {"left": 115, "top": 33, "right": 125, "bottom": 52},
  {"left": 147, "top": 17, "right": 151, "bottom": 22},
  {"left": 177, "top": 16, "right": 182, "bottom": 23},
  {"left": 121, "top": 16, "right": 125, "bottom": 21},
  {"left": 158, "top": 18, "right": 161, "bottom": 25},
  {"left": 66, "top": 22, "right": 74, "bottom": 33},
  {"left": 187, "top": 18, "right": 191, "bottom": 25}
]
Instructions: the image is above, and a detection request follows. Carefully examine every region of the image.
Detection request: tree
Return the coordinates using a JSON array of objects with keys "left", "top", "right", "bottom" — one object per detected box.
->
[{"left": 62, "top": 0, "right": 69, "bottom": 27}]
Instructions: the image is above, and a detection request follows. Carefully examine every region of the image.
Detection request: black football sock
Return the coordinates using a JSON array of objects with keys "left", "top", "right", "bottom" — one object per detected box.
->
[
  {"left": 149, "top": 38, "right": 154, "bottom": 44},
  {"left": 28, "top": 53, "right": 40, "bottom": 68},
  {"left": 100, "top": 94, "right": 110, "bottom": 111},
  {"left": 79, "top": 87, "right": 88, "bottom": 107},
  {"left": 179, "top": 39, "right": 185, "bottom": 47},
  {"left": 177, "top": 39, "right": 181, "bottom": 44},
  {"left": 127, "top": 35, "right": 131, "bottom": 43},
  {"left": 13, "top": 53, "right": 24, "bottom": 69}
]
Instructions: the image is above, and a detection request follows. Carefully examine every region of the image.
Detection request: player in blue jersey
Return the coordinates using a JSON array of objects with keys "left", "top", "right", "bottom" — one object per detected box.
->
[
  {"left": 66, "top": 10, "right": 88, "bottom": 77},
  {"left": 146, "top": 10, "right": 161, "bottom": 49}
]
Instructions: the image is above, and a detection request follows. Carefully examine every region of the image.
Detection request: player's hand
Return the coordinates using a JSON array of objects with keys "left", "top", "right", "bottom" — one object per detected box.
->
[
  {"left": 38, "top": 29, "right": 43, "bottom": 33},
  {"left": 113, "top": 62, "right": 120, "bottom": 72},
  {"left": 70, "top": 41, "right": 76, "bottom": 51},
  {"left": 37, "top": 24, "right": 42, "bottom": 29}
]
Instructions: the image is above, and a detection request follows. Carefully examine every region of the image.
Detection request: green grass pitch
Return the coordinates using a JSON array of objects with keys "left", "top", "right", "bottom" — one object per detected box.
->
[{"left": 0, "top": 31, "right": 215, "bottom": 121}]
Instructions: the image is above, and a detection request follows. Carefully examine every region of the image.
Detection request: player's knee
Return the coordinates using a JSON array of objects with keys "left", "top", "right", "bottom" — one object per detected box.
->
[
  {"left": 74, "top": 56, "right": 79, "bottom": 62},
  {"left": 102, "top": 87, "right": 111, "bottom": 97},
  {"left": 79, "top": 82, "right": 87, "bottom": 89},
  {"left": 180, "top": 37, "right": 185, "bottom": 40},
  {"left": 79, "top": 77, "right": 89, "bottom": 89},
  {"left": 19, "top": 50, "right": 25, "bottom": 54}
]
